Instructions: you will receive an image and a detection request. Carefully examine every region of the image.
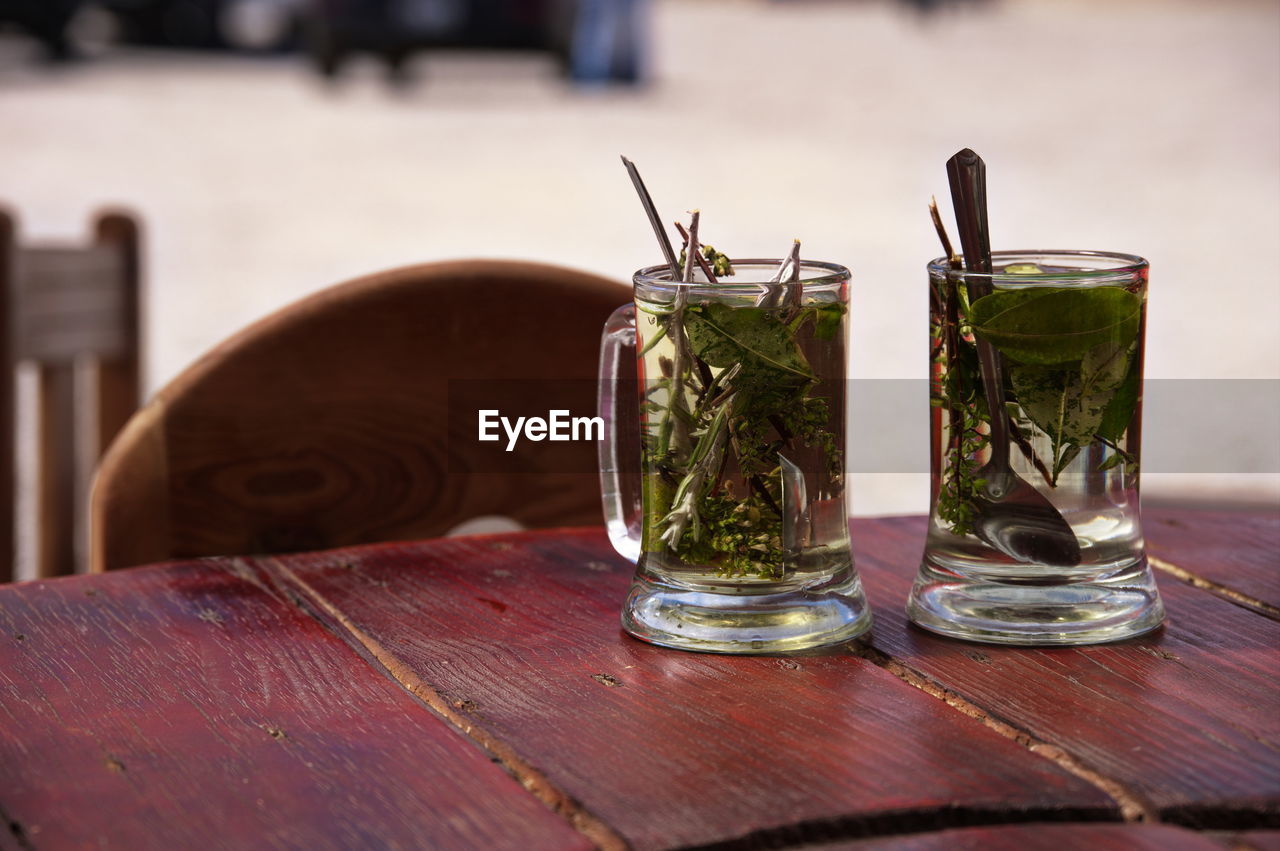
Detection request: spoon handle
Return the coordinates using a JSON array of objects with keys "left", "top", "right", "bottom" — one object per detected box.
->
[
  {"left": 946, "top": 149, "right": 1011, "bottom": 477},
  {"left": 946, "top": 150, "right": 992, "bottom": 276}
]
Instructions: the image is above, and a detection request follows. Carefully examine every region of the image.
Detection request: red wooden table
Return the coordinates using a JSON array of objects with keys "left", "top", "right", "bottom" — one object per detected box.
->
[{"left": 1, "top": 508, "right": 1277, "bottom": 850}]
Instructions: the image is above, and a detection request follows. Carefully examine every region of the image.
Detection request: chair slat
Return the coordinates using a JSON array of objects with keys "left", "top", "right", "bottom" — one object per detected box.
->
[
  {"left": 13, "top": 247, "right": 130, "bottom": 362},
  {"left": 13, "top": 246, "right": 122, "bottom": 293}
]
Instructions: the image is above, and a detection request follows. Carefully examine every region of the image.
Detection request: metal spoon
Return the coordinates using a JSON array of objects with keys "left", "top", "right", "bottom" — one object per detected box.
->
[{"left": 946, "top": 149, "right": 1082, "bottom": 568}]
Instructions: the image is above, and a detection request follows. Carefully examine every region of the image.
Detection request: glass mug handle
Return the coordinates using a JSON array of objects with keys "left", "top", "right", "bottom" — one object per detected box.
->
[{"left": 598, "top": 303, "right": 642, "bottom": 563}]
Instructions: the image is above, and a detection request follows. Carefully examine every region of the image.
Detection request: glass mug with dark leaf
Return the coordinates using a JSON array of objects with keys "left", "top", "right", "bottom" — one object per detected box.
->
[
  {"left": 908, "top": 150, "right": 1163, "bottom": 645},
  {"left": 909, "top": 248, "right": 1164, "bottom": 644},
  {"left": 598, "top": 171, "right": 871, "bottom": 652}
]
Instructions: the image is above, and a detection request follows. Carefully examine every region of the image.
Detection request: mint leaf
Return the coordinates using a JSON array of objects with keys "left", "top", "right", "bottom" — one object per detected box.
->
[
  {"left": 970, "top": 286, "right": 1142, "bottom": 365},
  {"left": 1009, "top": 364, "right": 1091, "bottom": 446},
  {"left": 811, "top": 303, "right": 846, "bottom": 341},
  {"left": 1007, "top": 338, "right": 1136, "bottom": 481},
  {"left": 968, "top": 286, "right": 1058, "bottom": 327},
  {"left": 685, "top": 304, "right": 814, "bottom": 381},
  {"left": 1097, "top": 348, "right": 1140, "bottom": 442}
]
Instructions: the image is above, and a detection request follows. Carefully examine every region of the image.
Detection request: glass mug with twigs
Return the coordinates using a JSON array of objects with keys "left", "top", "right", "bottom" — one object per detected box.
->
[
  {"left": 597, "top": 160, "right": 872, "bottom": 653},
  {"left": 908, "top": 149, "right": 1164, "bottom": 645}
]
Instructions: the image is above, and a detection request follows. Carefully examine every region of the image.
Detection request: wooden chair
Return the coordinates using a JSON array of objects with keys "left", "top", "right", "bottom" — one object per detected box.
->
[
  {"left": 1, "top": 208, "right": 142, "bottom": 582},
  {"left": 90, "top": 259, "right": 630, "bottom": 572}
]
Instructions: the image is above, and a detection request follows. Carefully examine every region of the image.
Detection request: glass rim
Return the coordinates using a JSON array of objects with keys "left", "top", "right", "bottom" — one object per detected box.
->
[
  {"left": 927, "top": 249, "right": 1148, "bottom": 282},
  {"left": 633, "top": 258, "right": 850, "bottom": 293}
]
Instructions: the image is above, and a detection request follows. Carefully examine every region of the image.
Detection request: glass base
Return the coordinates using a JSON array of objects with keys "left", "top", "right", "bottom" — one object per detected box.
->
[
  {"left": 906, "top": 556, "right": 1165, "bottom": 646},
  {"left": 622, "top": 568, "right": 872, "bottom": 654}
]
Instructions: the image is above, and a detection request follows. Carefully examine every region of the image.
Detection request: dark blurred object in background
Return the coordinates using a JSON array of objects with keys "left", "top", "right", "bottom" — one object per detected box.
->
[
  {"left": 305, "top": 0, "right": 643, "bottom": 83},
  {"left": 104, "top": 0, "right": 302, "bottom": 52},
  {"left": 0, "top": 0, "right": 645, "bottom": 85},
  {"left": 307, "top": 0, "right": 564, "bottom": 79},
  {"left": 0, "top": 0, "right": 86, "bottom": 59},
  {"left": 567, "top": 0, "right": 640, "bottom": 83}
]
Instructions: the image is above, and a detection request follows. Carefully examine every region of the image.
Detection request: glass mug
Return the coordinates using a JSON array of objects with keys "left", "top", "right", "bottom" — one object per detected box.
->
[
  {"left": 909, "top": 250, "right": 1164, "bottom": 645},
  {"left": 597, "top": 260, "right": 871, "bottom": 653}
]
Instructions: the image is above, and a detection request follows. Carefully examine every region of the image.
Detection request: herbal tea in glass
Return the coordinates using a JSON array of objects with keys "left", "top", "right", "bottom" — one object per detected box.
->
[
  {"left": 599, "top": 181, "right": 870, "bottom": 653},
  {"left": 909, "top": 250, "right": 1165, "bottom": 644}
]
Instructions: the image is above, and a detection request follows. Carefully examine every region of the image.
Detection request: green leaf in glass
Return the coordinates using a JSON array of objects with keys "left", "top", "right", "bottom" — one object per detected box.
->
[
  {"left": 1097, "top": 347, "right": 1140, "bottom": 442},
  {"left": 685, "top": 304, "right": 815, "bottom": 381},
  {"left": 811, "top": 303, "right": 846, "bottom": 341},
  {"left": 970, "top": 287, "right": 1142, "bottom": 366},
  {"left": 1008, "top": 338, "right": 1136, "bottom": 478}
]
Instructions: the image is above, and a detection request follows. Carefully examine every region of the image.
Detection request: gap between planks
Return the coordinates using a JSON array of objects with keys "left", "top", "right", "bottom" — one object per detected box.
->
[
  {"left": 846, "top": 642, "right": 1159, "bottom": 824},
  {"left": 254, "top": 552, "right": 1144, "bottom": 849},
  {"left": 256, "top": 557, "right": 630, "bottom": 851},
  {"left": 240, "top": 550, "right": 1279, "bottom": 846},
  {"left": 1148, "top": 555, "right": 1280, "bottom": 621},
  {"left": 249, "top": 552, "right": 1155, "bottom": 847}
]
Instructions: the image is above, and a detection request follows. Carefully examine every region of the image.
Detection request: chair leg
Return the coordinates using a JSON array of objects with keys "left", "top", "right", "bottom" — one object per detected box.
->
[
  {"left": 93, "top": 211, "right": 142, "bottom": 454},
  {"left": 0, "top": 210, "right": 14, "bottom": 582},
  {"left": 38, "top": 364, "right": 76, "bottom": 578}
]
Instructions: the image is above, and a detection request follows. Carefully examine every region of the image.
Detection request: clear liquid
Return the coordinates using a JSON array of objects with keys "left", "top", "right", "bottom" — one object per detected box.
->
[
  {"left": 634, "top": 280, "right": 852, "bottom": 594},
  {"left": 924, "top": 440, "right": 1145, "bottom": 583},
  {"left": 925, "top": 271, "right": 1148, "bottom": 583}
]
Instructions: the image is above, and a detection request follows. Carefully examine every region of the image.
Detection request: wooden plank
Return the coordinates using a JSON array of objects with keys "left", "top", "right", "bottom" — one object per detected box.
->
[
  {"left": 849, "top": 514, "right": 1280, "bottom": 829},
  {"left": 12, "top": 247, "right": 129, "bottom": 363},
  {"left": 11, "top": 246, "right": 121, "bottom": 294},
  {"left": 267, "top": 530, "right": 1120, "bottom": 851},
  {"left": 1143, "top": 507, "right": 1280, "bottom": 611},
  {"left": 0, "top": 562, "right": 593, "bottom": 850},
  {"left": 16, "top": 322, "right": 130, "bottom": 364},
  {"left": 20, "top": 287, "right": 123, "bottom": 318},
  {"left": 837, "top": 822, "right": 1227, "bottom": 850},
  {"left": 36, "top": 363, "right": 76, "bottom": 578},
  {"left": 1233, "top": 831, "right": 1280, "bottom": 850}
]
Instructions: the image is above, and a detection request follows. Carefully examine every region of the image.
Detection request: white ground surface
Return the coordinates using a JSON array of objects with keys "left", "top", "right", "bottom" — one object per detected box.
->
[{"left": 2, "top": 0, "right": 1277, "bottom": 551}]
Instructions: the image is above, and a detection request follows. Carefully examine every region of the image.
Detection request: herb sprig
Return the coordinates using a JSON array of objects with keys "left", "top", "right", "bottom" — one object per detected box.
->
[{"left": 624, "top": 161, "right": 844, "bottom": 579}]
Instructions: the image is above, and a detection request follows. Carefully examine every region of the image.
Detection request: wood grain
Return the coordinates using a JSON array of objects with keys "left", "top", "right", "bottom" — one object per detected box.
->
[
  {"left": 91, "top": 260, "right": 631, "bottom": 572},
  {"left": 12, "top": 246, "right": 130, "bottom": 362},
  {"left": 1143, "top": 507, "right": 1280, "bottom": 612},
  {"left": 0, "top": 560, "right": 590, "bottom": 850},
  {"left": 266, "top": 529, "right": 1119, "bottom": 850},
  {"left": 849, "top": 513, "right": 1280, "bottom": 829},
  {"left": 1232, "top": 831, "right": 1280, "bottom": 850},
  {"left": 831, "top": 822, "right": 1230, "bottom": 850},
  {"left": 2, "top": 514, "right": 1273, "bottom": 848}
]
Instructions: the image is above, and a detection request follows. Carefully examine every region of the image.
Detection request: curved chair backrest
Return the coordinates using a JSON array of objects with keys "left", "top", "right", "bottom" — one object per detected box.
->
[{"left": 90, "top": 259, "right": 630, "bottom": 572}]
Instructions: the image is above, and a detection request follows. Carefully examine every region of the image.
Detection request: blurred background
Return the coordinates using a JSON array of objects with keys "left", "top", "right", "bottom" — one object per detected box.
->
[{"left": 1, "top": 0, "right": 1277, "bottom": 577}]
